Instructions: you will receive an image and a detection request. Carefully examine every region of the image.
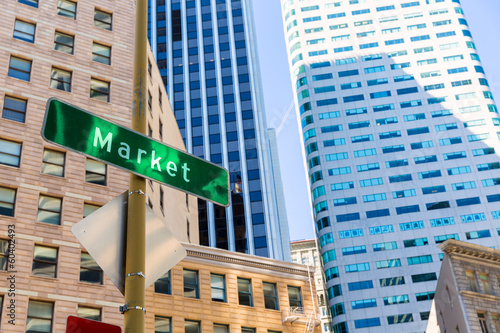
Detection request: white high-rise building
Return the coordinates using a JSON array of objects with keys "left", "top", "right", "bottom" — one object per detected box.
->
[{"left": 280, "top": 0, "right": 499, "bottom": 332}]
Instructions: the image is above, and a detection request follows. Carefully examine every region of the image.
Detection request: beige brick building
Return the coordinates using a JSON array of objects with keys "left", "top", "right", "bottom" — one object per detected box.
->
[
  {"left": 426, "top": 240, "right": 500, "bottom": 333},
  {"left": 291, "top": 240, "right": 332, "bottom": 333},
  {"left": 149, "top": 244, "right": 320, "bottom": 333},
  {"left": 0, "top": 0, "right": 319, "bottom": 332}
]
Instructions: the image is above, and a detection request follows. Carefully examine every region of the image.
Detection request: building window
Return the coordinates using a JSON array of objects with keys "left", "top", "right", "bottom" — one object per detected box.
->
[
  {"left": 159, "top": 187, "right": 164, "bottom": 213},
  {"left": 478, "top": 313, "right": 489, "bottom": 333},
  {"left": 242, "top": 328, "right": 256, "bottom": 333},
  {"left": 90, "top": 78, "right": 110, "bottom": 102},
  {"left": 27, "top": 300, "right": 53, "bottom": 332},
  {"left": 50, "top": 67, "right": 72, "bottom": 92},
  {"left": 388, "top": 313, "right": 413, "bottom": 324},
  {"left": 288, "top": 286, "right": 302, "bottom": 308},
  {"left": 211, "top": 274, "right": 226, "bottom": 302},
  {"left": 466, "top": 270, "right": 478, "bottom": 292},
  {"left": 92, "top": 42, "right": 111, "bottom": 65},
  {"left": 54, "top": 31, "right": 74, "bottom": 54},
  {"left": 3, "top": 95, "right": 27, "bottom": 122},
  {"left": 159, "top": 89, "right": 163, "bottom": 110},
  {"left": 37, "top": 195, "right": 62, "bottom": 225},
  {"left": 77, "top": 306, "right": 101, "bottom": 321},
  {"left": 155, "top": 316, "right": 171, "bottom": 333},
  {"left": 42, "top": 149, "right": 65, "bottom": 177},
  {"left": 214, "top": 324, "right": 228, "bottom": 333},
  {"left": 0, "top": 138, "right": 21, "bottom": 167},
  {"left": 0, "top": 187, "right": 16, "bottom": 217},
  {"left": 492, "top": 314, "right": 500, "bottom": 333},
  {"left": 8, "top": 56, "right": 31, "bottom": 81},
  {"left": 57, "top": 0, "right": 77, "bottom": 18},
  {"left": 479, "top": 273, "right": 493, "bottom": 294},
  {"left": 32, "top": 245, "right": 58, "bottom": 278},
  {"left": 185, "top": 320, "right": 200, "bottom": 333},
  {"left": 19, "top": 0, "right": 38, "bottom": 7},
  {"left": 80, "top": 252, "right": 102, "bottom": 284},
  {"left": 237, "top": 278, "right": 253, "bottom": 306},
  {"left": 155, "top": 271, "right": 170, "bottom": 294},
  {"left": 0, "top": 239, "right": 9, "bottom": 271},
  {"left": 13, "top": 19, "right": 36, "bottom": 43},
  {"left": 148, "top": 91, "right": 153, "bottom": 111},
  {"left": 263, "top": 282, "right": 278, "bottom": 310},
  {"left": 83, "top": 203, "right": 99, "bottom": 218},
  {"left": 183, "top": 269, "right": 199, "bottom": 298},
  {"left": 85, "top": 159, "right": 106, "bottom": 185},
  {"left": 94, "top": 9, "right": 112, "bottom": 30}
]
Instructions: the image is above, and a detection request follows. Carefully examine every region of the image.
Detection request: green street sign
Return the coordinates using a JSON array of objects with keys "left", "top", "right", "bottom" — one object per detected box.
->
[{"left": 42, "top": 98, "right": 230, "bottom": 207}]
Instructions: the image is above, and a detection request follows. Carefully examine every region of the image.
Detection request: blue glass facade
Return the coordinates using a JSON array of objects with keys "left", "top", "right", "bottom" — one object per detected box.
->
[{"left": 149, "top": 0, "right": 289, "bottom": 260}]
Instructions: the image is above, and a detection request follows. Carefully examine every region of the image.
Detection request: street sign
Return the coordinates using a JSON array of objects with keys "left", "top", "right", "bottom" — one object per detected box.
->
[
  {"left": 42, "top": 98, "right": 230, "bottom": 207},
  {"left": 66, "top": 316, "right": 121, "bottom": 333},
  {"left": 71, "top": 192, "right": 187, "bottom": 295}
]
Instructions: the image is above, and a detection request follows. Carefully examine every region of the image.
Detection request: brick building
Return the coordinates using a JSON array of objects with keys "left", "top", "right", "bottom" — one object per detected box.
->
[{"left": 0, "top": 0, "right": 318, "bottom": 332}]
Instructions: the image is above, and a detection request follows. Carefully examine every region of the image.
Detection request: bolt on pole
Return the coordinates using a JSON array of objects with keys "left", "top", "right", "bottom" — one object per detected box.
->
[{"left": 124, "top": 0, "right": 148, "bottom": 331}]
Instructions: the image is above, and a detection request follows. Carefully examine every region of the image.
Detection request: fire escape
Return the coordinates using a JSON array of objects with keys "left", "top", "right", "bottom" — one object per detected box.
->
[{"left": 282, "top": 307, "right": 321, "bottom": 333}]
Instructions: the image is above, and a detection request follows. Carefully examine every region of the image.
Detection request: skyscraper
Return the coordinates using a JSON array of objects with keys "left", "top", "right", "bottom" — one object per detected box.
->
[
  {"left": 148, "top": 0, "right": 290, "bottom": 259},
  {"left": 281, "top": 0, "right": 499, "bottom": 331}
]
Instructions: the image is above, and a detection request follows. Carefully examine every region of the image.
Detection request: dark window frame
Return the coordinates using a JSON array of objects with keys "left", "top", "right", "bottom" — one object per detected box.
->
[
  {"left": 80, "top": 252, "right": 103, "bottom": 284},
  {"left": 237, "top": 277, "right": 253, "bottom": 306},
  {"left": 13, "top": 19, "right": 36, "bottom": 43},
  {"left": 8, "top": 56, "right": 32, "bottom": 81},
  {"left": 94, "top": 9, "right": 112, "bottom": 30},
  {"left": 32, "top": 244, "right": 58, "bottom": 278},
  {"left": 57, "top": 0, "right": 77, "bottom": 19},
  {"left": 263, "top": 282, "right": 278, "bottom": 310}
]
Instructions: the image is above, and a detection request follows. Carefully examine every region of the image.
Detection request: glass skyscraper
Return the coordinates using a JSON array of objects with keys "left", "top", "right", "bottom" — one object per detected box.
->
[
  {"left": 281, "top": 0, "right": 499, "bottom": 331},
  {"left": 147, "top": 0, "right": 290, "bottom": 261}
]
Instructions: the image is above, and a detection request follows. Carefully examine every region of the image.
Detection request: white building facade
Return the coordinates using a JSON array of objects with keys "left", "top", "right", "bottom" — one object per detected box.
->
[
  {"left": 291, "top": 239, "right": 334, "bottom": 333},
  {"left": 281, "top": 0, "right": 500, "bottom": 332}
]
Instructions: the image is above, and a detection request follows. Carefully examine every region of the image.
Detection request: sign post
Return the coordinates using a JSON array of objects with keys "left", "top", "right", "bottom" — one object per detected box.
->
[{"left": 125, "top": 0, "right": 148, "bottom": 331}]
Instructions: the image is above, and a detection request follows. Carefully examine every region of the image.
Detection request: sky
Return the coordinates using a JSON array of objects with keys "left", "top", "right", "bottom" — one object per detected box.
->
[{"left": 251, "top": 0, "right": 500, "bottom": 242}]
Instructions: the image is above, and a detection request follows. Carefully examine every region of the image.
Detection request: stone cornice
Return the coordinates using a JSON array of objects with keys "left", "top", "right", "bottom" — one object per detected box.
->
[
  {"left": 460, "top": 290, "right": 500, "bottom": 303},
  {"left": 439, "top": 240, "right": 500, "bottom": 263},
  {"left": 182, "top": 243, "right": 313, "bottom": 278}
]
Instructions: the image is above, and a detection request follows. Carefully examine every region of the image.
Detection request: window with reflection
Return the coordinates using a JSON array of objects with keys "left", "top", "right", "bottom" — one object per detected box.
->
[
  {"left": 80, "top": 252, "right": 102, "bottom": 284},
  {"left": 237, "top": 278, "right": 252, "bottom": 306},
  {"left": 77, "top": 306, "right": 101, "bottom": 321},
  {"left": 263, "top": 282, "right": 278, "bottom": 310},
  {"left": 211, "top": 273, "right": 226, "bottom": 302},
  {"left": 42, "top": 149, "right": 65, "bottom": 177},
  {"left": 183, "top": 269, "right": 199, "bottom": 298},
  {"left": 32, "top": 245, "right": 57, "bottom": 278},
  {"left": 288, "top": 286, "right": 302, "bottom": 308},
  {"left": 37, "top": 195, "right": 61, "bottom": 225},
  {"left": 27, "top": 300, "right": 53, "bottom": 332},
  {"left": 155, "top": 316, "right": 171, "bottom": 333},
  {"left": 85, "top": 159, "right": 106, "bottom": 185},
  {"left": 155, "top": 271, "right": 170, "bottom": 295}
]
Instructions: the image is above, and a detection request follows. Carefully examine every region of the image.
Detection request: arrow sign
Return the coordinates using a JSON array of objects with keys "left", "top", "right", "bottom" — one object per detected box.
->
[{"left": 42, "top": 98, "right": 230, "bottom": 206}]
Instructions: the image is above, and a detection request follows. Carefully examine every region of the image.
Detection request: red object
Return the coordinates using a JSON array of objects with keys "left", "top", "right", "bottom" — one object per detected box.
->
[{"left": 66, "top": 316, "right": 121, "bottom": 333}]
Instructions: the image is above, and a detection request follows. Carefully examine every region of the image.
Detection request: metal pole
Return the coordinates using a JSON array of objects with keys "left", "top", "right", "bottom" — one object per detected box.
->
[{"left": 124, "top": 0, "right": 148, "bottom": 331}]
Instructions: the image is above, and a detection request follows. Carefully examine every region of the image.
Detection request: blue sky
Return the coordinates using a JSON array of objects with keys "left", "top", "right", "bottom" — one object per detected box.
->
[{"left": 252, "top": 0, "right": 500, "bottom": 241}]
